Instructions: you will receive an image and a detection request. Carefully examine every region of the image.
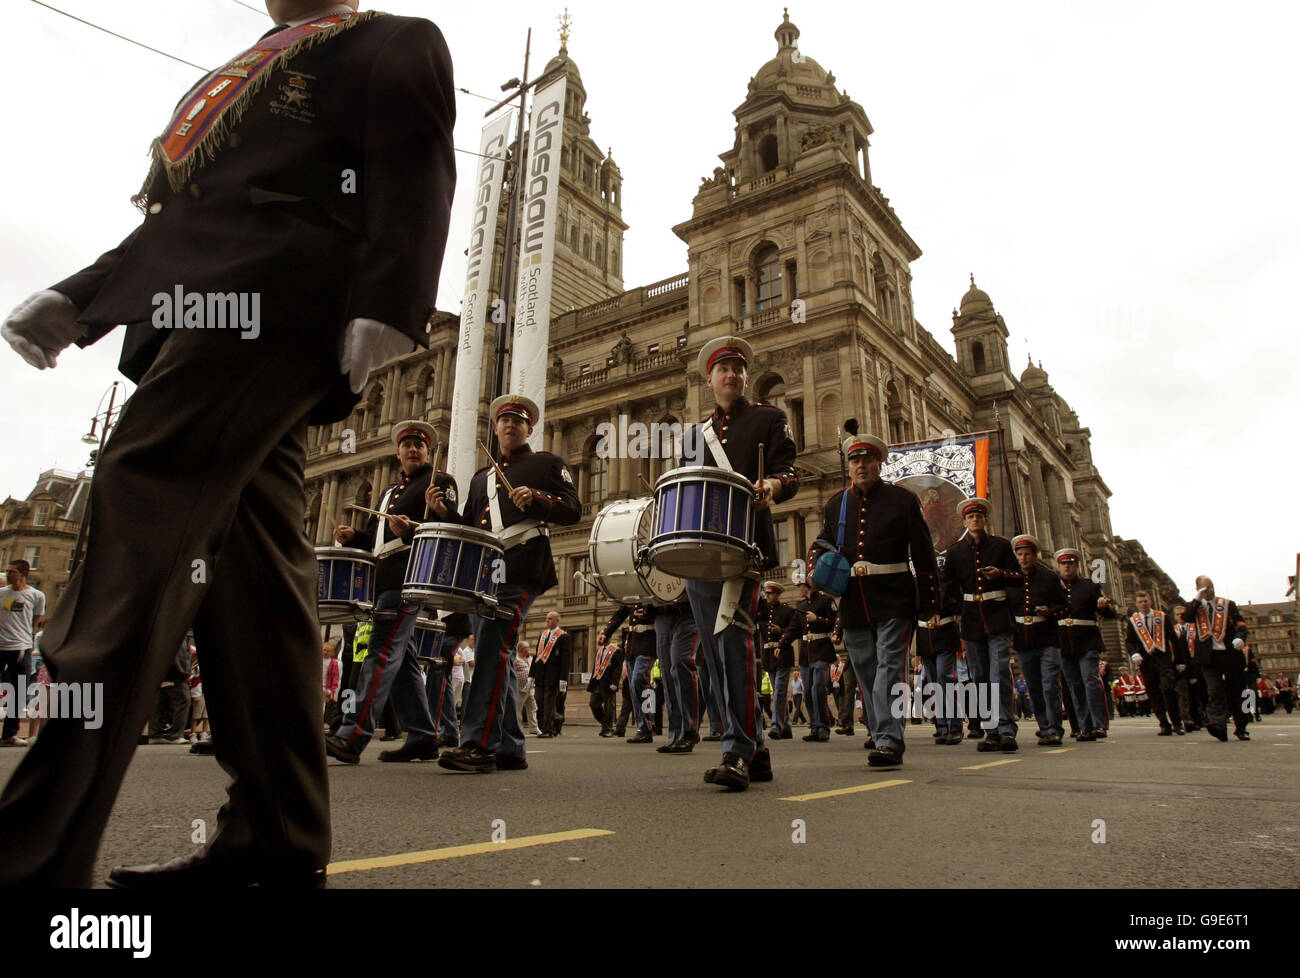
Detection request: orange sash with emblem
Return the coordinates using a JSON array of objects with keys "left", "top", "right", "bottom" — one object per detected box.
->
[
  {"left": 1194, "top": 597, "right": 1230, "bottom": 642},
  {"left": 537, "top": 629, "right": 563, "bottom": 664},
  {"left": 1130, "top": 611, "right": 1166, "bottom": 653}
]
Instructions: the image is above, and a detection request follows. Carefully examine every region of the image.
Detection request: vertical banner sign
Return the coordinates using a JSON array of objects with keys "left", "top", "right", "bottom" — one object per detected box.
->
[
  {"left": 510, "top": 75, "right": 567, "bottom": 449},
  {"left": 880, "top": 433, "right": 991, "bottom": 565},
  {"left": 448, "top": 110, "right": 515, "bottom": 488}
]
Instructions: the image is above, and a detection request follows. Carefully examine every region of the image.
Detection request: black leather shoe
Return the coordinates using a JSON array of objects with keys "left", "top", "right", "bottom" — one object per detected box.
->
[
  {"left": 536, "top": 732, "right": 554, "bottom": 739},
  {"left": 862, "top": 738, "right": 875, "bottom": 750},
  {"left": 868, "top": 746, "right": 902, "bottom": 768},
  {"left": 379, "top": 740, "right": 439, "bottom": 762},
  {"left": 189, "top": 741, "right": 216, "bottom": 755},
  {"left": 496, "top": 753, "right": 529, "bottom": 770},
  {"left": 967, "top": 728, "right": 983, "bottom": 739},
  {"left": 435, "top": 735, "right": 458, "bottom": 748},
  {"left": 324, "top": 734, "right": 360, "bottom": 765},
  {"left": 627, "top": 730, "right": 653, "bottom": 744},
  {"left": 107, "top": 850, "right": 325, "bottom": 890},
  {"left": 702, "top": 732, "right": 723, "bottom": 741},
  {"left": 1174, "top": 723, "right": 1185, "bottom": 735},
  {"left": 1037, "top": 733, "right": 1062, "bottom": 746},
  {"left": 999, "top": 734, "right": 1018, "bottom": 753},
  {"left": 656, "top": 740, "right": 677, "bottom": 753},
  {"left": 1234, "top": 729, "right": 1250, "bottom": 741},
  {"left": 598, "top": 729, "right": 614, "bottom": 737},
  {"left": 1077, "top": 730, "right": 1096, "bottom": 741},
  {"left": 977, "top": 733, "right": 1001, "bottom": 752},
  {"left": 749, "top": 747, "right": 773, "bottom": 782},
  {"left": 1093, "top": 729, "right": 1107, "bottom": 740},
  {"left": 712, "top": 752, "right": 750, "bottom": 791},
  {"left": 943, "top": 731, "right": 965, "bottom": 745},
  {"left": 437, "top": 744, "right": 497, "bottom": 772}
]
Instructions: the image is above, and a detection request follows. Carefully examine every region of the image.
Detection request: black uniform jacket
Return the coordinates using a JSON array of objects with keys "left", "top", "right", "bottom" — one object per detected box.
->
[
  {"left": 603, "top": 605, "right": 657, "bottom": 660},
  {"left": 787, "top": 592, "right": 837, "bottom": 665},
  {"left": 682, "top": 396, "right": 798, "bottom": 570},
  {"left": 914, "top": 575, "right": 963, "bottom": 658},
  {"left": 461, "top": 445, "right": 580, "bottom": 594},
  {"left": 1180, "top": 599, "right": 1248, "bottom": 667},
  {"left": 348, "top": 464, "right": 459, "bottom": 594},
  {"left": 942, "top": 533, "right": 1021, "bottom": 641},
  {"left": 1056, "top": 578, "right": 1117, "bottom": 655},
  {"left": 529, "top": 628, "right": 571, "bottom": 682},
  {"left": 809, "top": 479, "right": 939, "bottom": 628},
  {"left": 1124, "top": 611, "right": 1181, "bottom": 659},
  {"left": 587, "top": 644, "right": 624, "bottom": 693},
  {"left": 55, "top": 14, "right": 457, "bottom": 425},
  {"left": 1008, "top": 563, "right": 1069, "bottom": 651},
  {"left": 756, "top": 600, "right": 797, "bottom": 671}
]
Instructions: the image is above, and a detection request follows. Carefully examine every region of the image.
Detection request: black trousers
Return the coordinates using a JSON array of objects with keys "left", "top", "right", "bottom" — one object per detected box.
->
[
  {"left": 0, "top": 650, "right": 26, "bottom": 739},
  {"left": 588, "top": 684, "right": 615, "bottom": 730},
  {"left": 537, "top": 674, "right": 562, "bottom": 735},
  {"left": 148, "top": 683, "right": 191, "bottom": 738},
  {"left": 834, "top": 668, "right": 858, "bottom": 729},
  {"left": 615, "top": 675, "right": 632, "bottom": 734},
  {"left": 1202, "top": 649, "right": 1250, "bottom": 732},
  {"left": 1139, "top": 653, "right": 1187, "bottom": 727},
  {"left": 0, "top": 324, "right": 337, "bottom": 885}
]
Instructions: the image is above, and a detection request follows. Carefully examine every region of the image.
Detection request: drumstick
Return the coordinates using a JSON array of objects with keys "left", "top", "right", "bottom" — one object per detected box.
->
[
  {"left": 346, "top": 503, "right": 407, "bottom": 522},
  {"left": 479, "top": 438, "right": 516, "bottom": 494},
  {"left": 424, "top": 446, "right": 443, "bottom": 520},
  {"left": 321, "top": 500, "right": 343, "bottom": 538},
  {"left": 756, "top": 443, "right": 765, "bottom": 497}
]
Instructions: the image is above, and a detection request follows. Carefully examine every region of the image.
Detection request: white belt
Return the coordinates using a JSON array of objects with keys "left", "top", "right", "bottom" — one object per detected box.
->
[
  {"left": 1015, "top": 615, "right": 1047, "bottom": 624},
  {"left": 963, "top": 590, "right": 1007, "bottom": 602},
  {"left": 916, "top": 616, "right": 957, "bottom": 629},
  {"left": 376, "top": 538, "right": 409, "bottom": 559},
  {"left": 852, "top": 560, "right": 909, "bottom": 577},
  {"left": 497, "top": 519, "right": 547, "bottom": 550},
  {"left": 630, "top": 624, "right": 654, "bottom": 633},
  {"left": 1058, "top": 618, "right": 1097, "bottom": 627},
  {"left": 806, "top": 632, "right": 832, "bottom": 641}
]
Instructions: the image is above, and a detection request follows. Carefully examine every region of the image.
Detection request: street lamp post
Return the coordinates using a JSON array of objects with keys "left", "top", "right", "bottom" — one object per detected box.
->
[{"left": 69, "top": 381, "right": 125, "bottom": 575}]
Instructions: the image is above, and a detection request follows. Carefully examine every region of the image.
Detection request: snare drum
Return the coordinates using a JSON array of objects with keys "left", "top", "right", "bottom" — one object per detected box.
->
[
  {"left": 589, "top": 498, "right": 685, "bottom": 606},
  {"left": 402, "top": 523, "right": 503, "bottom": 615},
  {"left": 316, "top": 547, "right": 375, "bottom": 623},
  {"left": 411, "top": 616, "right": 448, "bottom": 665},
  {"left": 647, "top": 466, "right": 756, "bottom": 580}
]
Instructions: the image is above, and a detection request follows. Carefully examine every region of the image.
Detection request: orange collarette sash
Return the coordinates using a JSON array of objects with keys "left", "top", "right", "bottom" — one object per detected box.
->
[
  {"left": 1194, "top": 597, "right": 1230, "bottom": 642},
  {"left": 593, "top": 644, "right": 615, "bottom": 679},
  {"left": 135, "top": 11, "right": 381, "bottom": 205},
  {"left": 830, "top": 661, "right": 845, "bottom": 682},
  {"left": 1130, "top": 612, "right": 1166, "bottom": 653},
  {"left": 537, "top": 628, "right": 563, "bottom": 664}
]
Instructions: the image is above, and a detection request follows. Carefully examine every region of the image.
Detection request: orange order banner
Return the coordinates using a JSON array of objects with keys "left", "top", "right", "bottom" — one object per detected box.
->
[{"left": 880, "top": 432, "right": 993, "bottom": 557}]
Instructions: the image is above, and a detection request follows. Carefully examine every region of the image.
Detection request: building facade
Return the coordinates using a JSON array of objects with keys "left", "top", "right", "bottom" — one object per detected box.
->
[
  {"left": 0, "top": 468, "right": 92, "bottom": 615},
  {"left": 1239, "top": 601, "right": 1300, "bottom": 681},
  {"left": 304, "top": 13, "right": 1157, "bottom": 675}
]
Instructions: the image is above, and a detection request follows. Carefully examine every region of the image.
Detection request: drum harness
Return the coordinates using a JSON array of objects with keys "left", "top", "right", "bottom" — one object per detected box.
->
[
  {"left": 488, "top": 468, "right": 548, "bottom": 551},
  {"left": 701, "top": 423, "right": 761, "bottom": 637}
]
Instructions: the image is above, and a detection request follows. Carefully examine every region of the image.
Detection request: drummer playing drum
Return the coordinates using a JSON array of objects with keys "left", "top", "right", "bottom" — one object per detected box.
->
[
  {"left": 324, "top": 421, "right": 459, "bottom": 765},
  {"left": 684, "top": 336, "right": 798, "bottom": 791}
]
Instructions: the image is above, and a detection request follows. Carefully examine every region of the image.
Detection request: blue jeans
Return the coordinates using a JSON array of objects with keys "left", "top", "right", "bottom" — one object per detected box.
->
[
  {"left": 769, "top": 667, "right": 791, "bottom": 734},
  {"left": 919, "top": 649, "right": 959, "bottom": 734},
  {"left": 843, "top": 618, "right": 910, "bottom": 752},
  {"left": 805, "top": 660, "right": 831, "bottom": 735},
  {"left": 460, "top": 584, "right": 535, "bottom": 761},
  {"left": 654, "top": 606, "right": 700, "bottom": 742},
  {"left": 963, "top": 633, "right": 1017, "bottom": 737},
  {"left": 685, "top": 578, "right": 764, "bottom": 760},
  {"left": 1018, "top": 646, "right": 1063, "bottom": 737},
  {"left": 335, "top": 589, "right": 436, "bottom": 753},
  {"left": 1062, "top": 650, "right": 1105, "bottom": 732},
  {"left": 627, "top": 654, "right": 655, "bottom": 735}
]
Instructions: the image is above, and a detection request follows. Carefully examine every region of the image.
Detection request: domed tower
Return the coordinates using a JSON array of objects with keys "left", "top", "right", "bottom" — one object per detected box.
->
[
  {"left": 951, "top": 275, "right": 1012, "bottom": 386},
  {"left": 535, "top": 19, "right": 627, "bottom": 311}
]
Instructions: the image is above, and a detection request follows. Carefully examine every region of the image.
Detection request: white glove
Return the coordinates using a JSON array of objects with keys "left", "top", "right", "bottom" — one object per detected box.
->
[
  {"left": 2, "top": 290, "right": 83, "bottom": 369},
  {"left": 1131, "top": 653, "right": 1143, "bottom": 667},
  {"left": 339, "top": 318, "right": 415, "bottom": 394},
  {"left": 1176, "top": 664, "right": 1187, "bottom": 673},
  {"left": 1232, "top": 638, "right": 1244, "bottom": 651},
  {"left": 609, "top": 684, "right": 616, "bottom": 692},
  {"left": 558, "top": 680, "right": 568, "bottom": 693}
]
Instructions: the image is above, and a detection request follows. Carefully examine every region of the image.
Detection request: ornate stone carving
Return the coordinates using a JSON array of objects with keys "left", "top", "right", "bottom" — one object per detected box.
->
[
  {"left": 799, "top": 124, "right": 841, "bottom": 153},
  {"left": 547, "top": 353, "right": 565, "bottom": 384},
  {"left": 610, "top": 331, "right": 634, "bottom": 365}
]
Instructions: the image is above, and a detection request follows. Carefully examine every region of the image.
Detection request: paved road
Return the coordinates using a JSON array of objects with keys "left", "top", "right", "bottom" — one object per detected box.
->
[{"left": 1, "top": 715, "right": 1295, "bottom": 888}]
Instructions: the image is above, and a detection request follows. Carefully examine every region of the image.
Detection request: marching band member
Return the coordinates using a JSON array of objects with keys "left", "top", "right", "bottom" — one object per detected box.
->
[
  {"left": 1171, "top": 604, "right": 1204, "bottom": 730},
  {"left": 1008, "top": 535, "right": 1068, "bottom": 746},
  {"left": 756, "top": 582, "right": 797, "bottom": 739},
  {"left": 685, "top": 336, "right": 798, "bottom": 791},
  {"left": 326, "top": 421, "right": 458, "bottom": 764},
  {"left": 438, "top": 395, "right": 581, "bottom": 773},
  {"left": 1125, "top": 590, "right": 1187, "bottom": 735},
  {"left": 531, "top": 612, "right": 571, "bottom": 738},
  {"left": 1181, "top": 577, "right": 1250, "bottom": 742},
  {"left": 915, "top": 575, "right": 964, "bottom": 745},
  {"left": 941, "top": 498, "right": 1020, "bottom": 753},
  {"left": 587, "top": 640, "right": 624, "bottom": 737},
  {"left": 1054, "top": 548, "right": 1117, "bottom": 741},
  {"left": 598, "top": 604, "right": 658, "bottom": 743},
  {"left": 808, "top": 434, "right": 939, "bottom": 767},
  {"left": 788, "top": 581, "right": 839, "bottom": 743},
  {"left": 653, "top": 598, "right": 703, "bottom": 753},
  {"left": 829, "top": 651, "right": 858, "bottom": 736}
]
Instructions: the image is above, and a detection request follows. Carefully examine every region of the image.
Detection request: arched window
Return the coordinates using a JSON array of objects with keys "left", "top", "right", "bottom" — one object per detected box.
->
[
  {"left": 364, "top": 384, "right": 384, "bottom": 431},
  {"left": 424, "top": 366, "right": 438, "bottom": 414},
  {"left": 611, "top": 248, "right": 620, "bottom": 275},
  {"left": 886, "top": 380, "right": 906, "bottom": 443},
  {"left": 570, "top": 225, "right": 579, "bottom": 251},
  {"left": 583, "top": 234, "right": 591, "bottom": 259},
  {"left": 587, "top": 445, "right": 606, "bottom": 506},
  {"left": 972, "top": 341, "right": 987, "bottom": 375},
  {"left": 758, "top": 134, "right": 779, "bottom": 173},
  {"left": 754, "top": 245, "right": 782, "bottom": 311},
  {"left": 595, "top": 242, "right": 603, "bottom": 268}
]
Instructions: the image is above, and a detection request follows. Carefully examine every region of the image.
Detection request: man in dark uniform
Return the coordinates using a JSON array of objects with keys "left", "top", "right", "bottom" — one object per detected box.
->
[
  {"left": 587, "top": 640, "right": 623, "bottom": 737},
  {"left": 325, "top": 421, "right": 458, "bottom": 763},
  {"left": 684, "top": 336, "right": 799, "bottom": 791},
  {"left": 756, "top": 581, "right": 796, "bottom": 740},
  {"left": 0, "top": 0, "right": 455, "bottom": 887},
  {"left": 808, "top": 433, "right": 939, "bottom": 767},
  {"left": 599, "top": 604, "right": 658, "bottom": 743},
  {"left": 829, "top": 653, "right": 858, "bottom": 735},
  {"left": 789, "top": 582, "right": 839, "bottom": 744},
  {"left": 1182, "top": 577, "right": 1250, "bottom": 742},
  {"left": 914, "top": 574, "right": 964, "bottom": 745},
  {"left": 531, "top": 612, "right": 571, "bottom": 738},
  {"left": 1008, "top": 534, "right": 1068, "bottom": 746},
  {"left": 653, "top": 598, "right": 702, "bottom": 754},
  {"left": 941, "top": 498, "right": 1020, "bottom": 753},
  {"left": 1055, "top": 548, "right": 1117, "bottom": 740},
  {"left": 1125, "top": 590, "right": 1188, "bottom": 736},
  {"left": 423, "top": 609, "right": 471, "bottom": 748},
  {"left": 438, "top": 396, "right": 581, "bottom": 773},
  {"left": 1171, "top": 604, "right": 1205, "bottom": 730}
]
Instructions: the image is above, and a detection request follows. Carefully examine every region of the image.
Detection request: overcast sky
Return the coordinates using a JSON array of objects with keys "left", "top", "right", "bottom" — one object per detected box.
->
[{"left": 2, "top": 0, "right": 1296, "bottom": 604}]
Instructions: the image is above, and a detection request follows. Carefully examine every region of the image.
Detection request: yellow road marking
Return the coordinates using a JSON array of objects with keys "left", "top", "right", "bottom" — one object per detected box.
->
[
  {"left": 780, "top": 779, "right": 911, "bottom": 802},
  {"left": 327, "top": 829, "right": 615, "bottom": 875},
  {"left": 960, "top": 758, "right": 1023, "bottom": 771},
  {"left": 1044, "top": 748, "right": 1075, "bottom": 755}
]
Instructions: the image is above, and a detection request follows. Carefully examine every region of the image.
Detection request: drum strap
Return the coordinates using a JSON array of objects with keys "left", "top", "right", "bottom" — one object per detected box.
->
[
  {"left": 716, "top": 574, "right": 759, "bottom": 636},
  {"left": 487, "top": 469, "right": 504, "bottom": 531},
  {"left": 701, "top": 424, "right": 732, "bottom": 471},
  {"left": 487, "top": 467, "right": 546, "bottom": 550}
]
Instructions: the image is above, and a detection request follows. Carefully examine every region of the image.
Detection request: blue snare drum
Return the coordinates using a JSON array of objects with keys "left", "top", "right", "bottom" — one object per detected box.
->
[
  {"left": 315, "top": 547, "right": 375, "bottom": 623},
  {"left": 402, "top": 523, "right": 503, "bottom": 615},
  {"left": 411, "top": 617, "right": 448, "bottom": 665},
  {"left": 647, "top": 466, "right": 756, "bottom": 580}
]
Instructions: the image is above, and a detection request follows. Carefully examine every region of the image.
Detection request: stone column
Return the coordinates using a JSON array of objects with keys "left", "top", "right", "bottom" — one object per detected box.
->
[
  {"left": 370, "top": 462, "right": 385, "bottom": 509},
  {"left": 719, "top": 247, "right": 732, "bottom": 322},
  {"left": 795, "top": 218, "right": 808, "bottom": 304},
  {"left": 1046, "top": 469, "right": 1069, "bottom": 552},
  {"left": 607, "top": 409, "right": 621, "bottom": 495},
  {"left": 802, "top": 354, "right": 819, "bottom": 447}
]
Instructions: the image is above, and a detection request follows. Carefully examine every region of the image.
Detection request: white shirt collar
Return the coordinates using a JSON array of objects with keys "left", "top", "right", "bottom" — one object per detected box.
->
[{"left": 282, "top": 4, "right": 357, "bottom": 28}]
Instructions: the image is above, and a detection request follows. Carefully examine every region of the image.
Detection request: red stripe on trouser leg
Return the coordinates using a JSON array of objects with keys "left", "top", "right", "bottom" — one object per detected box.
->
[
  {"left": 479, "top": 587, "right": 532, "bottom": 749},
  {"left": 348, "top": 602, "right": 410, "bottom": 746},
  {"left": 745, "top": 583, "right": 759, "bottom": 756}
]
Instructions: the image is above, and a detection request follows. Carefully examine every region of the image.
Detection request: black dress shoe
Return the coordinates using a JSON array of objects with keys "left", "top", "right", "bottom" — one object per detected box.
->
[
  {"left": 656, "top": 740, "right": 677, "bottom": 753},
  {"left": 1158, "top": 725, "right": 1173, "bottom": 736},
  {"left": 496, "top": 753, "right": 529, "bottom": 770},
  {"left": 977, "top": 733, "right": 1002, "bottom": 752},
  {"left": 999, "top": 734, "right": 1018, "bottom": 753},
  {"left": 536, "top": 732, "right": 553, "bottom": 738},
  {"left": 107, "top": 850, "right": 326, "bottom": 890},
  {"left": 437, "top": 744, "right": 497, "bottom": 772},
  {"left": 379, "top": 740, "right": 439, "bottom": 762},
  {"left": 868, "top": 746, "right": 903, "bottom": 768},
  {"left": 627, "top": 730, "right": 653, "bottom": 744},
  {"left": 712, "top": 752, "right": 750, "bottom": 791},
  {"left": 1234, "top": 729, "right": 1250, "bottom": 741},
  {"left": 943, "top": 731, "right": 965, "bottom": 745},
  {"left": 324, "top": 734, "right": 360, "bottom": 765},
  {"left": 749, "top": 747, "right": 773, "bottom": 782},
  {"left": 702, "top": 732, "right": 723, "bottom": 741},
  {"left": 1037, "top": 733, "right": 1062, "bottom": 746},
  {"left": 598, "top": 729, "right": 614, "bottom": 737},
  {"left": 1077, "top": 730, "right": 1097, "bottom": 741},
  {"left": 863, "top": 738, "right": 875, "bottom": 750},
  {"left": 189, "top": 741, "right": 216, "bottom": 755},
  {"left": 1174, "top": 723, "right": 1185, "bottom": 735},
  {"left": 967, "top": 728, "right": 983, "bottom": 739}
]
